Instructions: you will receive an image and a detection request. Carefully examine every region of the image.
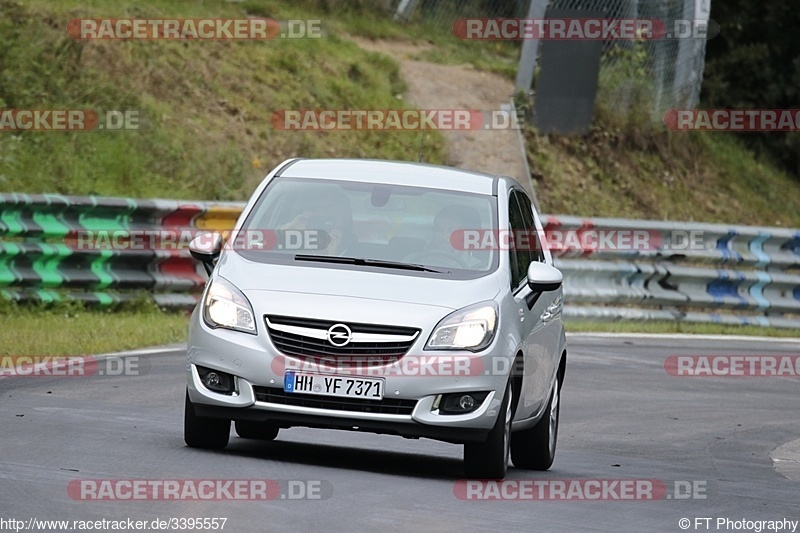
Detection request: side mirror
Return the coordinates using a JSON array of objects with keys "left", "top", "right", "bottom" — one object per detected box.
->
[
  {"left": 189, "top": 232, "right": 223, "bottom": 274},
  {"left": 527, "top": 262, "right": 563, "bottom": 292}
]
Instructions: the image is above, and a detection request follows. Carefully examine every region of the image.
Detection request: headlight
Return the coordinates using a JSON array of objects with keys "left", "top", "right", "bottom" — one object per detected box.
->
[
  {"left": 202, "top": 276, "right": 256, "bottom": 334},
  {"left": 425, "top": 301, "right": 498, "bottom": 352}
]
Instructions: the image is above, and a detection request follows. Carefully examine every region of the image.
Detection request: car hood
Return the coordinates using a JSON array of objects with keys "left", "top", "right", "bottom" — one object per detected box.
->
[{"left": 215, "top": 251, "right": 501, "bottom": 312}]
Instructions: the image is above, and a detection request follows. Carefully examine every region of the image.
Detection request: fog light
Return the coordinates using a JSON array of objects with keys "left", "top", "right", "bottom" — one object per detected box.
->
[
  {"left": 458, "top": 394, "right": 475, "bottom": 411},
  {"left": 439, "top": 391, "right": 490, "bottom": 415},
  {"left": 205, "top": 372, "right": 221, "bottom": 387},
  {"left": 197, "top": 366, "right": 235, "bottom": 394}
]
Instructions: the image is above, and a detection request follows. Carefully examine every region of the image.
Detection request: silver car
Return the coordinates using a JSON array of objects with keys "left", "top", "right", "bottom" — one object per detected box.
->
[{"left": 185, "top": 158, "right": 566, "bottom": 479}]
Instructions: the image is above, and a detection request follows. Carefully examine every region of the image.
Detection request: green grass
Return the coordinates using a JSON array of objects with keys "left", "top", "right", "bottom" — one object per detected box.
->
[
  {"left": 0, "top": 300, "right": 189, "bottom": 356},
  {"left": 0, "top": 0, "right": 447, "bottom": 201},
  {"left": 6, "top": 309, "right": 797, "bottom": 359},
  {"left": 411, "top": 41, "right": 519, "bottom": 79},
  {"left": 319, "top": 3, "right": 521, "bottom": 78},
  {"left": 6, "top": 307, "right": 798, "bottom": 359},
  {"left": 566, "top": 320, "right": 800, "bottom": 338},
  {"left": 526, "top": 101, "right": 800, "bottom": 226}
]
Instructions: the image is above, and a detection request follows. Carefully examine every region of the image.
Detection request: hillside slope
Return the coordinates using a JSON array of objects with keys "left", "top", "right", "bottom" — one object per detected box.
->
[
  {"left": 1, "top": 0, "right": 798, "bottom": 227},
  {"left": 526, "top": 106, "right": 800, "bottom": 226},
  {"left": 0, "top": 0, "right": 446, "bottom": 200}
]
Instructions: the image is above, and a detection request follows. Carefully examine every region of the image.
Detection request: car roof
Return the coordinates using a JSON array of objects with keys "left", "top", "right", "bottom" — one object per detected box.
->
[{"left": 277, "top": 158, "right": 499, "bottom": 195}]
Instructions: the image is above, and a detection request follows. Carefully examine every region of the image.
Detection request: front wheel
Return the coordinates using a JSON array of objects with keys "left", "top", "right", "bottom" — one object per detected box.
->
[
  {"left": 184, "top": 391, "right": 230, "bottom": 450},
  {"left": 463, "top": 381, "right": 512, "bottom": 479},
  {"left": 510, "top": 372, "right": 560, "bottom": 470}
]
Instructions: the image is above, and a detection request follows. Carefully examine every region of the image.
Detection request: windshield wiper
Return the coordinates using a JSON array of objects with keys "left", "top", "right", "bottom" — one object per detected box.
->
[
  {"left": 294, "top": 254, "right": 446, "bottom": 273},
  {"left": 361, "top": 258, "right": 447, "bottom": 273}
]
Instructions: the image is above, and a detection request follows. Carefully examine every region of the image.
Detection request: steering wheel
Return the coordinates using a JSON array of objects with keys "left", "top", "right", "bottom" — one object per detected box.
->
[{"left": 406, "top": 250, "right": 469, "bottom": 269}]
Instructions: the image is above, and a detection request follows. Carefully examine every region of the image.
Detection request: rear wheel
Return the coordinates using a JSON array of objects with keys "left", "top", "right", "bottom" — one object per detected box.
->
[
  {"left": 184, "top": 391, "right": 230, "bottom": 450},
  {"left": 463, "top": 381, "right": 512, "bottom": 479},
  {"left": 510, "top": 372, "right": 560, "bottom": 470},
  {"left": 235, "top": 420, "right": 279, "bottom": 441}
]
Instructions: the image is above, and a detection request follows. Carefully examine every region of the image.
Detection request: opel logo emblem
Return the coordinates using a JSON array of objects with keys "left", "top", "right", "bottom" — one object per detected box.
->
[{"left": 326, "top": 323, "right": 352, "bottom": 347}]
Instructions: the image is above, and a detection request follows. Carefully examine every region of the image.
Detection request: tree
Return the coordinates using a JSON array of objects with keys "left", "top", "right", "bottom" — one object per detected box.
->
[{"left": 701, "top": 0, "right": 800, "bottom": 177}]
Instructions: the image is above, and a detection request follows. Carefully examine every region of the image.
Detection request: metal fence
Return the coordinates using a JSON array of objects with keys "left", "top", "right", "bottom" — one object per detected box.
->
[
  {"left": 550, "top": 0, "right": 708, "bottom": 115},
  {"left": 390, "top": 0, "right": 709, "bottom": 118}
]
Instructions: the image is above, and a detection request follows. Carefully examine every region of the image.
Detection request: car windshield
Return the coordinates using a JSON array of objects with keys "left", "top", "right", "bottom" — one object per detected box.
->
[{"left": 235, "top": 176, "right": 498, "bottom": 275}]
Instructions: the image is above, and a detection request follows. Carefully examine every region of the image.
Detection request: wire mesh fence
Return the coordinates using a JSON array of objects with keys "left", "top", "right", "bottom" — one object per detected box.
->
[{"left": 386, "top": 0, "right": 708, "bottom": 121}]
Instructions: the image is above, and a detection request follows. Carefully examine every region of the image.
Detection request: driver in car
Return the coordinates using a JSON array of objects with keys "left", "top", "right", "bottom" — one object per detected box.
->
[{"left": 279, "top": 190, "right": 355, "bottom": 256}]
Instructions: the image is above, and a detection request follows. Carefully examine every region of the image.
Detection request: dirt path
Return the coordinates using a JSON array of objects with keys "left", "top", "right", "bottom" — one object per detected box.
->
[{"left": 349, "top": 38, "right": 534, "bottom": 198}]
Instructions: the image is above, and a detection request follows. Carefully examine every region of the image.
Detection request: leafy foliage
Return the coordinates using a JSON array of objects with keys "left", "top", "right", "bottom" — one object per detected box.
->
[{"left": 701, "top": 0, "right": 800, "bottom": 177}]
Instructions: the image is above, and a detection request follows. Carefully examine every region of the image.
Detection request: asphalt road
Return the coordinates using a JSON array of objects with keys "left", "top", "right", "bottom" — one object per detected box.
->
[{"left": 2, "top": 334, "right": 799, "bottom": 533}]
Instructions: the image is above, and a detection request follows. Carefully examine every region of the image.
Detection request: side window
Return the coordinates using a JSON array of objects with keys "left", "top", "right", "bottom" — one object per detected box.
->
[
  {"left": 508, "top": 192, "right": 529, "bottom": 289},
  {"left": 515, "top": 191, "right": 545, "bottom": 263}
]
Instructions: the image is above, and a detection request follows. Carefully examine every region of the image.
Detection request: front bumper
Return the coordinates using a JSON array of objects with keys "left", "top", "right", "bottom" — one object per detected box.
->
[
  {"left": 191, "top": 401, "right": 491, "bottom": 444},
  {"left": 187, "top": 308, "right": 515, "bottom": 444}
]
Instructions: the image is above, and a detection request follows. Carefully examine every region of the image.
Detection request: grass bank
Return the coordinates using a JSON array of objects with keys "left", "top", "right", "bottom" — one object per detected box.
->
[
  {"left": 0, "top": 0, "right": 446, "bottom": 200},
  {"left": 0, "top": 299, "right": 188, "bottom": 356}
]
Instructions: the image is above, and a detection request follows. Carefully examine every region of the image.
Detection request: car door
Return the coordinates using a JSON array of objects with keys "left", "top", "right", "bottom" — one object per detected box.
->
[
  {"left": 510, "top": 189, "right": 561, "bottom": 421},
  {"left": 522, "top": 193, "right": 564, "bottom": 365}
]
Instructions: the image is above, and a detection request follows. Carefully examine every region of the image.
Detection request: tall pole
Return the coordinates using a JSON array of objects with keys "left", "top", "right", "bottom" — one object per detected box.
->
[{"left": 514, "top": 0, "right": 551, "bottom": 94}]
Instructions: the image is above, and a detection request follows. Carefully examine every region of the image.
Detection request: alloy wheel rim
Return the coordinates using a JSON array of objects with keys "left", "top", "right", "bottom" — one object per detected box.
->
[
  {"left": 549, "top": 379, "right": 559, "bottom": 454},
  {"left": 504, "top": 386, "right": 513, "bottom": 466}
]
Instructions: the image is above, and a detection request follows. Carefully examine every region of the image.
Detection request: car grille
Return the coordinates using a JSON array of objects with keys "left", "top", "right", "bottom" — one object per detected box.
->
[
  {"left": 253, "top": 386, "right": 417, "bottom": 415},
  {"left": 264, "top": 315, "right": 420, "bottom": 367}
]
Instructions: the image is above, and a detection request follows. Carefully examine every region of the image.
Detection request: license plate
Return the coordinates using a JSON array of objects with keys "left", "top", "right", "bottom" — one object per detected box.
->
[{"left": 284, "top": 372, "right": 384, "bottom": 400}]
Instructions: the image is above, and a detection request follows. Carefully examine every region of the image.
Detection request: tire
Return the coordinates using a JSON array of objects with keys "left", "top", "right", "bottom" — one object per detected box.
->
[
  {"left": 464, "top": 381, "right": 512, "bottom": 479},
  {"left": 184, "top": 391, "right": 230, "bottom": 450},
  {"left": 510, "top": 371, "right": 560, "bottom": 470},
  {"left": 235, "top": 420, "right": 279, "bottom": 441}
]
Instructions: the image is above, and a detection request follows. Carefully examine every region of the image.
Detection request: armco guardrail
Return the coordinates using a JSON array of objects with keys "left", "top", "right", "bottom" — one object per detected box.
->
[
  {"left": 542, "top": 215, "right": 800, "bottom": 328},
  {"left": 0, "top": 194, "right": 798, "bottom": 328},
  {"left": 0, "top": 193, "right": 241, "bottom": 308}
]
